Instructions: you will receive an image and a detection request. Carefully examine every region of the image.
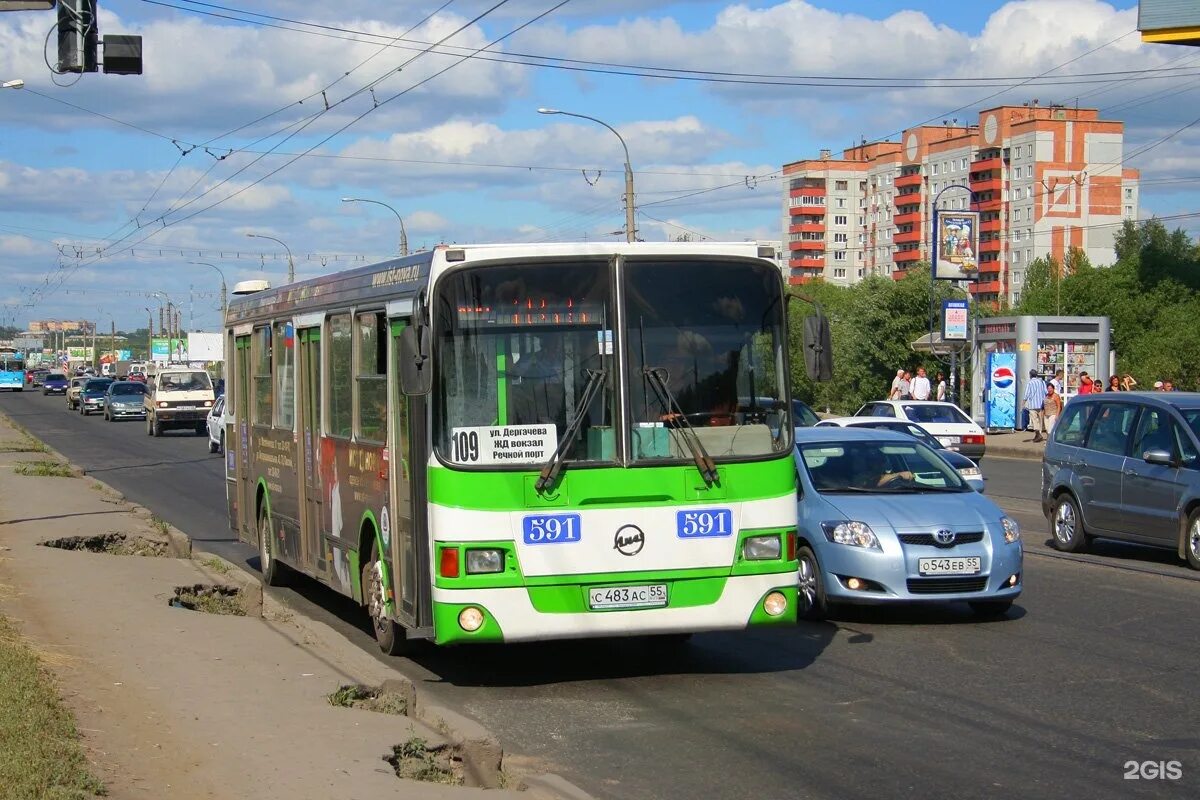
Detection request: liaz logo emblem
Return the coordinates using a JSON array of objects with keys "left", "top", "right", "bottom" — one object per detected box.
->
[{"left": 613, "top": 524, "right": 645, "bottom": 556}]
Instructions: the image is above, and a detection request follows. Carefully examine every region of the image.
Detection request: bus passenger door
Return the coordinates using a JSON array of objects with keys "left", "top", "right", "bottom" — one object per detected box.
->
[
  {"left": 297, "top": 327, "right": 326, "bottom": 577},
  {"left": 389, "top": 318, "right": 431, "bottom": 635},
  {"left": 224, "top": 332, "right": 239, "bottom": 533},
  {"left": 234, "top": 334, "right": 255, "bottom": 546}
]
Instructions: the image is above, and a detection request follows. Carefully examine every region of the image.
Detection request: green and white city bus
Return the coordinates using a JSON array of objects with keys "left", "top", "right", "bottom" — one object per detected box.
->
[{"left": 224, "top": 242, "right": 801, "bottom": 651}]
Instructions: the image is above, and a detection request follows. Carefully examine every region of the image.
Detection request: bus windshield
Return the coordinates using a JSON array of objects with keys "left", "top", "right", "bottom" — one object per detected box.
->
[
  {"left": 434, "top": 261, "right": 614, "bottom": 467},
  {"left": 433, "top": 256, "right": 790, "bottom": 468},
  {"left": 625, "top": 259, "right": 790, "bottom": 460}
]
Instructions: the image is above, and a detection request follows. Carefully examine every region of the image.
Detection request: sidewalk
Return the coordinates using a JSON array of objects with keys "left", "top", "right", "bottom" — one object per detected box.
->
[
  {"left": 983, "top": 429, "right": 1047, "bottom": 461},
  {"left": 0, "top": 415, "right": 534, "bottom": 800}
]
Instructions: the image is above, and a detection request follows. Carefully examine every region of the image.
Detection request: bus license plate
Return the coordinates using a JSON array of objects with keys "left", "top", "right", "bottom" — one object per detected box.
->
[
  {"left": 918, "top": 557, "right": 980, "bottom": 575},
  {"left": 588, "top": 584, "right": 667, "bottom": 610}
]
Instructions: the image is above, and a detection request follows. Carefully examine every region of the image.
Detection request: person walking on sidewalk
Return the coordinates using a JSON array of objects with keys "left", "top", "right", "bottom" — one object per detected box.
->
[
  {"left": 911, "top": 367, "right": 932, "bottom": 401},
  {"left": 1043, "top": 382, "right": 1064, "bottom": 434},
  {"left": 936, "top": 371, "right": 947, "bottom": 402},
  {"left": 1024, "top": 368, "right": 1048, "bottom": 443}
]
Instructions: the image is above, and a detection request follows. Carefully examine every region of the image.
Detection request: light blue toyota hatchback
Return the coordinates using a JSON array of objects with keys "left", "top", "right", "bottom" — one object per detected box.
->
[{"left": 793, "top": 427, "right": 1022, "bottom": 620}]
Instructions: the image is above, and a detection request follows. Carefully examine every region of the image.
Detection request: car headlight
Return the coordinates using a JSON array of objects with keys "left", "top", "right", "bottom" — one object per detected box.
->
[
  {"left": 742, "top": 535, "right": 782, "bottom": 560},
  {"left": 821, "top": 521, "right": 881, "bottom": 550},
  {"left": 1001, "top": 516, "right": 1021, "bottom": 544},
  {"left": 464, "top": 548, "right": 504, "bottom": 574},
  {"left": 958, "top": 467, "right": 982, "bottom": 478}
]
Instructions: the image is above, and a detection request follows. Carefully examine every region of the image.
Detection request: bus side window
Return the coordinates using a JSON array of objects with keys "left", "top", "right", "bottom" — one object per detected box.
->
[{"left": 356, "top": 312, "right": 387, "bottom": 442}]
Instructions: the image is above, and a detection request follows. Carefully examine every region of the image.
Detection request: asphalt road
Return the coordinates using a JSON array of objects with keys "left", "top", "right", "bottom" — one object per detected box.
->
[{"left": 4, "top": 390, "right": 1196, "bottom": 800}]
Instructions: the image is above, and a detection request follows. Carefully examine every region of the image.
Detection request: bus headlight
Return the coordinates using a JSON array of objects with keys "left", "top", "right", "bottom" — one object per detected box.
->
[
  {"left": 465, "top": 548, "right": 504, "bottom": 574},
  {"left": 763, "top": 591, "right": 788, "bottom": 616},
  {"left": 742, "top": 535, "right": 781, "bottom": 560}
]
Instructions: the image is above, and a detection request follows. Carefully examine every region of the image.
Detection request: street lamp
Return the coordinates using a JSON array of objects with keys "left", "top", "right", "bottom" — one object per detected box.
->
[
  {"left": 188, "top": 261, "right": 228, "bottom": 324},
  {"left": 246, "top": 233, "right": 295, "bottom": 283},
  {"left": 2, "top": 80, "right": 24, "bottom": 90},
  {"left": 341, "top": 197, "right": 408, "bottom": 256},
  {"left": 143, "top": 307, "right": 154, "bottom": 362},
  {"left": 538, "top": 107, "right": 636, "bottom": 243}
]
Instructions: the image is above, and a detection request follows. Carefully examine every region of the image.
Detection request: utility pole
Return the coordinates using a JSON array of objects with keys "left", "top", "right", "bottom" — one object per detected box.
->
[
  {"left": 144, "top": 308, "right": 153, "bottom": 361},
  {"left": 110, "top": 320, "right": 115, "bottom": 363},
  {"left": 90, "top": 320, "right": 97, "bottom": 371}
]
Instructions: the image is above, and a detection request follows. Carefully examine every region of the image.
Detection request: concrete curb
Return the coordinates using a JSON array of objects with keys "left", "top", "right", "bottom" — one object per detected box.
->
[{"left": 983, "top": 445, "right": 1043, "bottom": 461}]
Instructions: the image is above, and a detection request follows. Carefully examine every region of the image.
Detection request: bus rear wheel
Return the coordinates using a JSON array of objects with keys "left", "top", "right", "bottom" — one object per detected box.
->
[{"left": 363, "top": 553, "right": 407, "bottom": 656}]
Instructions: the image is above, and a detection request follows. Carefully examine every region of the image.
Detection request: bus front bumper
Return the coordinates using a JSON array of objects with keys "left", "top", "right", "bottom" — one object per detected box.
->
[{"left": 430, "top": 573, "right": 796, "bottom": 644}]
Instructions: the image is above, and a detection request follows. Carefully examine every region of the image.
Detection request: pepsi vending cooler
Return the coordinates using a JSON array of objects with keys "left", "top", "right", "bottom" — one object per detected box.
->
[{"left": 970, "top": 315, "right": 1110, "bottom": 430}]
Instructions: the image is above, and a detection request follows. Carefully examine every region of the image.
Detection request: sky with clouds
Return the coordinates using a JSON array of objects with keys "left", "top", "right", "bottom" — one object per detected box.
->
[{"left": 2, "top": 0, "right": 1197, "bottom": 331}]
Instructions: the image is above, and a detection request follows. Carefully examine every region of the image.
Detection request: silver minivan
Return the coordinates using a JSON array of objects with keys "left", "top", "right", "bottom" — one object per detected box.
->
[{"left": 1041, "top": 392, "right": 1200, "bottom": 569}]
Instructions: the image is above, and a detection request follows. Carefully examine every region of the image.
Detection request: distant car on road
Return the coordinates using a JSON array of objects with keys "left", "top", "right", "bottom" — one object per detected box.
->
[
  {"left": 79, "top": 378, "right": 114, "bottom": 416},
  {"left": 854, "top": 400, "right": 987, "bottom": 460},
  {"left": 793, "top": 426, "right": 1021, "bottom": 620},
  {"left": 104, "top": 381, "right": 147, "bottom": 422},
  {"left": 29, "top": 369, "right": 50, "bottom": 387},
  {"left": 816, "top": 417, "right": 984, "bottom": 492},
  {"left": 42, "top": 372, "right": 69, "bottom": 396},
  {"left": 206, "top": 395, "right": 226, "bottom": 454},
  {"left": 1042, "top": 392, "right": 1200, "bottom": 570},
  {"left": 66, "top": 377, "right": 87, "bottom": 410}
]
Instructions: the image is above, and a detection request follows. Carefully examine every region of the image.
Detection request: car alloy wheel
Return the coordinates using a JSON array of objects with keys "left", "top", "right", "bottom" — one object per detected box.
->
[
  {"left": 796, "top": 546, "right": 827, "bottom": 621},
  {"left": 1187, "top": 512, "right": 1200, "bottom": 571},
  {"left": 1052, "top": 494, "right": 1087, "bottom": 553}
]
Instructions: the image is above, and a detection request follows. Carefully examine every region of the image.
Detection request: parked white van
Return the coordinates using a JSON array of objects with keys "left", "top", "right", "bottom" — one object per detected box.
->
[{"left": 144, "top": 367, "right": 216, "bottom": 436}]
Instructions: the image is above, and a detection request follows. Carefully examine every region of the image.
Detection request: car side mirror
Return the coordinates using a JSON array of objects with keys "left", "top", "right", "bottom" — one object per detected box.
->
[
  {"left": 1143, "top": 448, "right": 1174, "bottom": 467},
  {"left": 398, "top": 324, "right": 431, "bottom": 396}
]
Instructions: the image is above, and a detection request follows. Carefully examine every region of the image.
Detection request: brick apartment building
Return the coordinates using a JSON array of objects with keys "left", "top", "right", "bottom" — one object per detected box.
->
[{"left": 780, "top": 104, "right": 1140, "bottom": 305}]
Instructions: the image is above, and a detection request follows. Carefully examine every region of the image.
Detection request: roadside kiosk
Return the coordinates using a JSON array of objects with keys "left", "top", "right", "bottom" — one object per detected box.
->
[{"left": 970, "top": 315, "right": 1111, "bottom": 430}]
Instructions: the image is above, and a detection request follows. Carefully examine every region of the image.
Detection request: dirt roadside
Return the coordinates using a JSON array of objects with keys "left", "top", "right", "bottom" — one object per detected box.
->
[{"left": 0, "top": 411, "right": 540, "bottom": 800}]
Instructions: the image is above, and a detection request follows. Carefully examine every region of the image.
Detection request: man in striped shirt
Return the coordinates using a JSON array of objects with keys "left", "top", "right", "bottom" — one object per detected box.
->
[{"left": 1024, "top": 369, "right": 1048, "bottom": 443}]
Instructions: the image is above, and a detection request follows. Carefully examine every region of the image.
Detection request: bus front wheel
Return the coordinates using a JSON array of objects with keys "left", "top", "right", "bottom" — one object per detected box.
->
[
  {"left": 363, "top": 553, "right": 407, "bottom": 656},
  {"left": 258, "top": 507, "right": 288, "bottom": 587}
]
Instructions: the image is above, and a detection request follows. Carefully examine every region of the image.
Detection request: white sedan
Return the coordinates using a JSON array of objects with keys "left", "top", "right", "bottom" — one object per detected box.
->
[
  {"left": 206, "top": 395, "right": 226, "bottom": 454},
  {"left": 853, "top": 400, "right": 986, "bottom": 460}
]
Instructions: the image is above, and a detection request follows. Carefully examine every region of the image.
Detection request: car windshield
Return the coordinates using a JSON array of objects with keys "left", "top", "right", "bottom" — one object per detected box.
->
[
  {"left": 799, "top": 439, "right": 969, "bottom": 493},
  {"left": 47, "top": 373, "right": 65, "bottom": 381},
  {"left": 158, "top": 371, "right": 212, "bottom": 391},
  {"left": 857, "top": 421, "right": 942, "bottom": 449},
  {"left": 793, "top": 400, "right": 820, "bottom": 427},
  {"left": 900, "top": 403, "right": 972, "bottom": 424},
  {"left": 84, "top": 380, "right": 112, "bottom": 392},
  {"left": 111, "top": 383, "right": 145, "bottom": 396}
]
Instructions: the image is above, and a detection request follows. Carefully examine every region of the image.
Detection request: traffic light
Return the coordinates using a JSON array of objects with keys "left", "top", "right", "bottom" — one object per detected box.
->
[
  {"left": 102, "top": 34, "right": 142, "bottom": 75},
  {"left": 56, "top": 0, "right": 98, "bottom": 73}
]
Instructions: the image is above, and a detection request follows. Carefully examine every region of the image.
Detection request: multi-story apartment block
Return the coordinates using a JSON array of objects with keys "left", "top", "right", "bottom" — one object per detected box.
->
[{"left": 781, "top": 104, "right": 1139, "bottom": 305}]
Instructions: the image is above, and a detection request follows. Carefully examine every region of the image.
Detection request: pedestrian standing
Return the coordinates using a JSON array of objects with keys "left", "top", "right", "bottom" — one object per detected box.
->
[
  {"left": 1108, "top": 375, "right": 1122, "bottom": 392},
  {"left": 911, "top": 367, "right": 931, "bottom": 400},
  {"left": 1153, "top": 380, "right": 1164, "bottom": 391},
  {"left": 1044, "top": 383, "right": 1064, "bottom": 434},
  {"left": 1049, "top": 370, "right": 1064, "bottom": 394},
  {"left": 1024, "top": 368, "right": 1048, "bottom": 443},
  {"left": 936, "top": 372, "right": 947, "bottom": 402},
  {"left": 1121, "top": 374, "right": 1138, "bottom": 391},
  {"left": 1078, "top": 372, "right": 1093, "bottom": 395},
  {"left": 899, "top": 371, "right": 912, "bottom": 400},
  {"left": 889, "top": 368, "right": 904, "bottom": 400},
  {"left": 1164, "top": 380, "right": 1176, "bottom": 392}
]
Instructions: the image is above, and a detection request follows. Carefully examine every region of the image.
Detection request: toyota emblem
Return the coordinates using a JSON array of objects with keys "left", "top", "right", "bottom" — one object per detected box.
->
[{"left": 933, "top": 528, "right": 956, "bottom": 545}]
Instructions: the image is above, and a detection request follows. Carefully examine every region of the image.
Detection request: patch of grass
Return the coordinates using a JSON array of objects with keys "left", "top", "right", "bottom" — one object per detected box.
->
[
  {"left": 0, "top": 438, "right": 47, "bottom": 453},
  {"left": 149, "top": 516, "right": 171, "bottom": 537},
  {"left": 170, "top": 585, "right": 246, "bottom": 617},
  {"left": 13, "top": 461, "right": 74, "bottom": 478},
  {"left": 199, "top": 556, "right": 231, "bottom": 575},
  {"left": 0, "top": 614, "right": 106, "bottom": 799},
  {"left": 385, "top": 737, "right": 463, "bottom": 785},
  {"left": 328, "top": 684, "right": 408, "bottom": 716},
  {"left": 41, "top": 534, "right": 167, "bottom": 558}
]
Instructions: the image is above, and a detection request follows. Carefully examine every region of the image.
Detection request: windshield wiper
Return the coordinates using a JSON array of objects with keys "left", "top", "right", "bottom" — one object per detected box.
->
[
  {"left": 643, "top": 366, "right": 719, "bottom": 486},
  {"left": 535, "top": 368, "right": 607, "bottom": 493}
]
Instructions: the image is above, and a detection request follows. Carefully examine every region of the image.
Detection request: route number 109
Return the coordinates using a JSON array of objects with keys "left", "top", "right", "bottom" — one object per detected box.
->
[
  {"left": 523, "top": 514, "right": 582, "bottom": 545},
  {"left": 452, "top": 430, "right": 480, "bottom": 462}
]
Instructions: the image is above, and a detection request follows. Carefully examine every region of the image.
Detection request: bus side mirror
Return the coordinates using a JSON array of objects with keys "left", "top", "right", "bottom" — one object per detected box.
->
[
  {"left": 802, "top": 313, "right": 833, "bottom": 382},
  {"left": 398, "top": 325, "right": 432, "bottom": 396}
]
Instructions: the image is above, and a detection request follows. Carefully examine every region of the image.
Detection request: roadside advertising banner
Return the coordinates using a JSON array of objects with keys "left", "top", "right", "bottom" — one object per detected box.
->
[
  {"left": 934, "top": 210, "right": 980, "bottom": 281},
  {"left": 986, "top": 351, "right": 1017, "bottom": 429},
  {"left": 67, "top": 346, "right": 89, "bottom": 360},
  {"left": 942, "top": 299, "right": 969, "bottom": 341}
]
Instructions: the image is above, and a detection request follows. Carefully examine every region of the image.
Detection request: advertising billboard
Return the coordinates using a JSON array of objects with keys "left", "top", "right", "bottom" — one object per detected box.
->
[
  {"left": 934, "top": 211, "right": 979, "bottom": 281},
  {"left": 187, "top": 332, "right": 223, "bottom": 362},
  {"left": 985, "top": 351, "right": 1017, "bottom": 429},
  {"left": 942, "top": 299, "right": 969, "bottom": 341},
  {"left": 151, "top": 338, "right": 186, "bottom": 361},
  {"left": 67, "top": 346, "right": 90, "bottom": 360}
]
